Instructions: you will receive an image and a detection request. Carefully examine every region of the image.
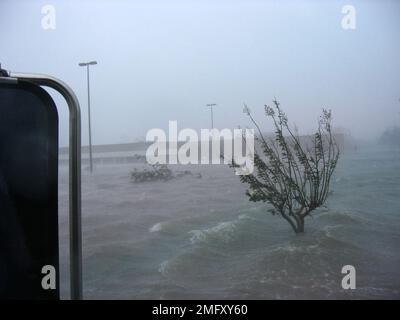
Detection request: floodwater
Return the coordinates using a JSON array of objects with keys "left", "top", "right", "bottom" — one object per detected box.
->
[{"left": 58, "top": 143, "right": 400, "bottom": 299}]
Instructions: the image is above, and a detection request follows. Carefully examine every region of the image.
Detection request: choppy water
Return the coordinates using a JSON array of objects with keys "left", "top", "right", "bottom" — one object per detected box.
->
[{"left": 59, "top": 144, "right": 400, "bottom": 299}]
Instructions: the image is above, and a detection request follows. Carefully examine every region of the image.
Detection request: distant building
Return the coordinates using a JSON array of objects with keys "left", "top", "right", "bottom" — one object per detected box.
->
[{"left": 380, "top": 126, "right": 400, "bottom": 146}]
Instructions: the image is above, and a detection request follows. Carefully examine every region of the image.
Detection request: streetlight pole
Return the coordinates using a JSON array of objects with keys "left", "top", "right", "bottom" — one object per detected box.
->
[
  {"left": 206, "top": 103, "right": 217, "bottom": 128},
  {"left": 79, "top": 61, "right": 97, "bottom": 173}
]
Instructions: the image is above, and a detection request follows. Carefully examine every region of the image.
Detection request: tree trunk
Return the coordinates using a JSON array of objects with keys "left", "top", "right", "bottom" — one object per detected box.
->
[
  {"left": 280, "top": 211, "right": 305, "bottom": 234},
  {"left": 295, "top": 217, "right": 305, "bottom": 233}
]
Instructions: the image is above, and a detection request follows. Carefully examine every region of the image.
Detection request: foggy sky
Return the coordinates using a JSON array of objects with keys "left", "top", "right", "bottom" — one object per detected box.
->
[{"left": 1, "top": 0, "right": 399, "bottom": 146}]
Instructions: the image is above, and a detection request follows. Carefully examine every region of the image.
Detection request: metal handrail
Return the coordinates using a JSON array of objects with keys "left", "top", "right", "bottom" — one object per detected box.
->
[{"left": 5, "top": 72, "right": 83, "bottom": 300}]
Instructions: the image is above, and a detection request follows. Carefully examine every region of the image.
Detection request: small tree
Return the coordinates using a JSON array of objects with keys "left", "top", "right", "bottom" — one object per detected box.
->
[{"left": 236, "top": 99, "right": 340, "bottom": 234}]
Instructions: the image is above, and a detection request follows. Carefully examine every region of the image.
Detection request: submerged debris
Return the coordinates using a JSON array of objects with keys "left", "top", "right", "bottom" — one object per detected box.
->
[
  {"left": 131, "top": 164, "right": 173, "bottom": 183},
  {"left": 130, "top": 165, "right": 200, "bottom": 183}
]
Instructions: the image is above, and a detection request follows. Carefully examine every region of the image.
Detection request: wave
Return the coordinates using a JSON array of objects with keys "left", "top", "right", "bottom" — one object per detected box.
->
[
  {"left": 188, "top": 220, "right": 238, "bottom": 244},
  {"left": 149, "top": 222, "right": 164, "bottom": 233},
  {"left": 313, "top": 209, "right": 373, "bottom": 226}
]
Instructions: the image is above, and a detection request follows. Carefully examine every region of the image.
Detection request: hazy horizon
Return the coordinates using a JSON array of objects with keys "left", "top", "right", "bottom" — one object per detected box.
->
[{"left": 1, "top": 0, "right": 399, "bottom": 147}]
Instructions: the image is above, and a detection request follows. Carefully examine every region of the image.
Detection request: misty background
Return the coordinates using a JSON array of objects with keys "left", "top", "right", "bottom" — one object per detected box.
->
[
  {"left": 1, "top": 0, "right": 399, "bottom": 147},
  {"left": 1, "top": 1, "right": 400, "bottom": 300}
]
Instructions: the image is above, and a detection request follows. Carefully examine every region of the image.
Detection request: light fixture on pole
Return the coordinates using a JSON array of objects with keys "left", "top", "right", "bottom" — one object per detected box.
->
[
  {"left": 206, "top": 103, "right": 217, "bottom": 128},
  {"left": 78, "top": 60, "right": 97, "bottom": 173}
]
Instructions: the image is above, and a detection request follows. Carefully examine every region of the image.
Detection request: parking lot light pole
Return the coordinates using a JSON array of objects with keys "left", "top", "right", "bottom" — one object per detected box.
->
[{"left": 78, "top": 61, "right": 97, "bottom": 173}]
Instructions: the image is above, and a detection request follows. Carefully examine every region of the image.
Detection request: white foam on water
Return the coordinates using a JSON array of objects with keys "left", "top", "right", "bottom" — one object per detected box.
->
[
  {"left": 189, "top": 220, "right": 237, "bottom": 244},
  {"left": 238, "top": 214, "right": 252, "bottom": 220},
  {"left": 158, "top": 259, "right": 170, "bottom": 275},
  {"left": 149, "top": 222, "right": 164, "bottom": 233}
]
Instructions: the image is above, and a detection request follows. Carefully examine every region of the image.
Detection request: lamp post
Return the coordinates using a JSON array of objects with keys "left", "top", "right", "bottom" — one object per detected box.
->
[
  {"left": 206, "top": 103, "right": 217, "bottom": 128},
  {"left": 78, "top": 61, "right": 97, "bottom": 173}
]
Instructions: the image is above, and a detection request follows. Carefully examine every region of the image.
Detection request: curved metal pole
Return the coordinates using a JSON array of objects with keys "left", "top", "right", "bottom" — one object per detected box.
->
[{"left": 9, "top": 72, "right": 82, "bottom": 300}]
